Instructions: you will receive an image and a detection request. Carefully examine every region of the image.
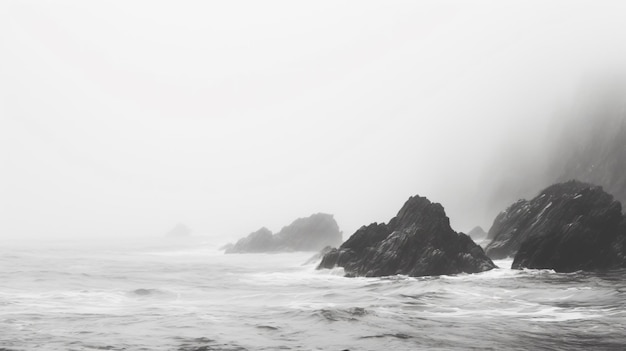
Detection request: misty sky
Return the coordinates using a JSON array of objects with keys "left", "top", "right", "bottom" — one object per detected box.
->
[{"left": 2, "top": 1, "right": 626, "bottom": 242}]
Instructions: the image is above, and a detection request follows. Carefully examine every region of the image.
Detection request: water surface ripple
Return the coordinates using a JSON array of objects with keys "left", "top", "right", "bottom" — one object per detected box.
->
[{"left": 1, "top": 239, "right": 624, "bottom": 350}]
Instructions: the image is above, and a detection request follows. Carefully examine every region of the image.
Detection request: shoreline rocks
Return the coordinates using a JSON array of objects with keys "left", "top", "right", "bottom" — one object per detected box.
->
[
  {"left": 317, "top": 195, "right": 496, "bottom": 277},
  {"left": 485, "top": 180, "right": 626, "bottom": 272}
]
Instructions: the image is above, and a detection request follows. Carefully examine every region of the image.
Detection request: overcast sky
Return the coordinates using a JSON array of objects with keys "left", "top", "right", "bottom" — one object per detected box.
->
[{"left": 2, "top": 1, "right": 626, "bottom": 242}]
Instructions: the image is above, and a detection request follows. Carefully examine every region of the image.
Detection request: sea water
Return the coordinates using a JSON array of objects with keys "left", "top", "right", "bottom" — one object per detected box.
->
[{"left": 1, "top": 237, "right": 625, "bottom": 350}]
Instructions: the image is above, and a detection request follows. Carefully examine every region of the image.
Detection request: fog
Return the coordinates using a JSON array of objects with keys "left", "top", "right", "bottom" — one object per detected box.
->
[
  {"left": 2, "top": 1, "right": 626, "bottom": 242},
  {"left": 487, "top": 77, "right": 626, "bottom": 221}
]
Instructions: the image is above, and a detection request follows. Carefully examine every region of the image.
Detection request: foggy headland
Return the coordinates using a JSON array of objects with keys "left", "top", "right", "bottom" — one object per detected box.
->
[{"left": 2, "top": 1, "right": 626, "bottom": 350}]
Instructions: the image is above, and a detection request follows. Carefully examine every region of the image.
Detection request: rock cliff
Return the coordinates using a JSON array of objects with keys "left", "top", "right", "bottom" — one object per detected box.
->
[{"left": 485, "top": 180, "right": 626, "bottom": 272}]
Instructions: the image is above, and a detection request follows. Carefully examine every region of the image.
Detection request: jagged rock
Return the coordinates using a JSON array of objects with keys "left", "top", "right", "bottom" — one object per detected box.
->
[
  {"left": 165, "top": 223, "right": 192, "bottom": 237},
  {"left": 224, "top": 213, "right": 342, "bottom": 253},
  {"left": 317, "top": 195, "right": 496, "bottom": 277},
  {"left": 467, "top": 226, "right": 487, "bottom": 241},
  {"left": 485, "top": 180, "right": 626, "bottom": 272},
  {"left": 484, "top": 199, "right": 536, "bottom": 257},
  {"left": 485, "top": 180, "right": 619, "bottom": 260}
]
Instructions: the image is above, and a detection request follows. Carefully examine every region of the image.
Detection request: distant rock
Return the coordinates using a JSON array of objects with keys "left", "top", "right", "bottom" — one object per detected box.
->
[
  {"left": 485, "top": 180, "right": 626, "bottom": 272},
  {"left": 224, "top": 213, "right": 342, "bottom": 253},
  {"left": 467, "top": 226, "right": 487, "bottom": 241},
  {"left": 226, "top": 227, "right": 274, "bottom": 253},
  {"left": 166, "top": 223, "right": 192, "bottom": 237},
  {"left": 317, "top": 195, "right": 496, "bottom": 277}
]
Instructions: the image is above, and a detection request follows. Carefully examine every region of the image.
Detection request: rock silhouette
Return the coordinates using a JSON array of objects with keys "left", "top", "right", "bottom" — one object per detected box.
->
[
  {"left": 317, "top": 195, "right": 495, "bottom": 277},
  {"left": 486, "top": 180, "right": 626, "bottom": 272}
]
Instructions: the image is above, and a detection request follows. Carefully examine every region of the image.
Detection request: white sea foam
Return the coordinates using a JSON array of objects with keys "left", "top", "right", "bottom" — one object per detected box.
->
[{"left": 1, "top": 240, "right": 624, "bottom": 350}]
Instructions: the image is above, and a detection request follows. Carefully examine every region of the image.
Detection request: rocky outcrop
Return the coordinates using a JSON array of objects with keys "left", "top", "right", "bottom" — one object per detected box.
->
[
  {"left": 165, "top": 223, "right": 192, "bottom": 237},
  {"left": 484, "top": 199, "right": 538, "bottom": 258},
  {"left": 224, "top": 213, "right": 342, "bottom": 253},
  {"left": 317, "top": 195, "right": 496, "bottom": 277},
  {"left": 485, "top": 180, "right": 626, "bottom": 272}
]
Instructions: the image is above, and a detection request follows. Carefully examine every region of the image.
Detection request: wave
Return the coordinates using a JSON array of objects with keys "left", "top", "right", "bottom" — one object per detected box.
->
[
  {"left": 312, "top": 307, "right": 369, "bottom": 322},
  {"left": 174, "top": 336, "right": 248, "bottom": 351},
  {"left": 3, "top": 242, "right": 626, "bottom": 350}
]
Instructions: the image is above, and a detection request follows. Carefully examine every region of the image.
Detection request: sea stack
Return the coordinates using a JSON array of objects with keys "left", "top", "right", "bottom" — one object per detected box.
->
[
  {"left": 485, "top": 180, "right": 626, "bottom": 272},
  {"left": 225, "top": 213, "right": 342, "bottom": 253},
  {"left": 317, "top": 195, "right": 496, "bottom": 277}
]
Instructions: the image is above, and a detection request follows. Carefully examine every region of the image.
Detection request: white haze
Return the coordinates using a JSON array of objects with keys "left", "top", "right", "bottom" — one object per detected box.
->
[{"left": 2, "top": 1, "right": 626, "bottom": 242}]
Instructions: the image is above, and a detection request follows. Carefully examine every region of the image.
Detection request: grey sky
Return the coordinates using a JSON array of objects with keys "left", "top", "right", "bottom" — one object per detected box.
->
[{"left": 2, "top": 1, "right": 626, "bottom": 241}]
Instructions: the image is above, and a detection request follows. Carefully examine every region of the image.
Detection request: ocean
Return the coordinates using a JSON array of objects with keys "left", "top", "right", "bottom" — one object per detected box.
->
[{"left": 1, "top": 237, "right": 625, "bottom": 351}]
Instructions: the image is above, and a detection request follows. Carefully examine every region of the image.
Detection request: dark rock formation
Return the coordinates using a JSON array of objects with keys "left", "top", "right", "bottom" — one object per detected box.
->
[
  {"left": 224, "top": 213, "right": 342, "bottom": 253},
  {"left": 467, "top": 226, "right": 487, "bottom": 241},
  {"left": 484, "top": 199, "right": 536, "bottom": 257},
  {"left": 317, "top": 195, "right": 496, "bottom": 277},
  {"left": 485, "top": 180, "right": 619, "bottom": 260},
  {"left": 166, "top": 223, "right": 192, "bottom": 237},
  {"left": 610, "top": 219, "right": 626, "bottom": 268},
  {"left": 485, "top": 180, "right": 626, "bottom": 272}
]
